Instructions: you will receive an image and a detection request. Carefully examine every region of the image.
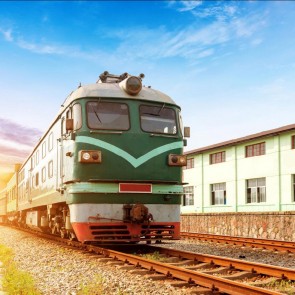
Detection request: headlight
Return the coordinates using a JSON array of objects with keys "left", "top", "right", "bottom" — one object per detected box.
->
[
  {"left": 119, "top": 76, "right": 142, "bottom": 95},
  {"left": 79, "top": 150, "right": 102, "bottom": 163},
  {"left": 168, "top": 154, "right": 187, "bottom": 166}
]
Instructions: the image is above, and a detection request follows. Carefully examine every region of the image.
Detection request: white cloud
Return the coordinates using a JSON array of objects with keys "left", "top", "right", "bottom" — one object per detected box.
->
[
  {"left": 0, "top": 28, "right": 13, "bottom": 42},
  {"left": 178, "top": 1, "right": 202, "bottom": 12},
  {"left": 17, "top": 39, "right": 66, "bottom": 55},
  {"left": 0, "top": 5, "right": 266, "bottom": 67}
]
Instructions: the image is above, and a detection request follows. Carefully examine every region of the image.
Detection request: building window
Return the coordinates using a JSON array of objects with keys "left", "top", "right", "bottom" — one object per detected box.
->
[
  {"left": 211, "top": 182, "right": 226, "bottom": 205},
  {"left": 245, "top": 142, "right": 265, "bottom": 157},
  {"left": 183, "top": 158, "right": 194, "bottom": 170},
  {"left": 210, "top": 151, "right": 225, "bottom": 164},
  {"left": 246, "top": 177, "right": 266, "bottom": 203},
  {"left": 292, "top": 136, "right": 295, "bottom": 149},
  {"left": 182, "top": 186, "right": 194, "bottom": 206}
]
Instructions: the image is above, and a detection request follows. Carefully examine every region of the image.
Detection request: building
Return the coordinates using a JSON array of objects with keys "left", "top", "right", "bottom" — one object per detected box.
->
[{"left": 182, "top": 123, "right": 295, "bottom": 214}]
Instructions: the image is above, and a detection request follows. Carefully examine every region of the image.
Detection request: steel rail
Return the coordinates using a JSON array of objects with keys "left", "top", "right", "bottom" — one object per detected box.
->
[
  {"left": 4, "top": 226, "right": 292, "bottom": 294},
  {"left": 181, "top": 232, "right": 295, "bottom": 253},
  {"left": 86, "top": 245, "right": 283, "bottom": 295},
  {"left": 150, "top": 246, "right": 295, "bottom": 281}
]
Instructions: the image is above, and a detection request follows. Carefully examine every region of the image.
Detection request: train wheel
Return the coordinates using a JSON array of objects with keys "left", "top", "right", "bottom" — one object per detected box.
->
[
  {"left": 69, "top": 232, "right": 77, "bottom": 241},
  {"left": 60, "top": 229, "right": 68, "bottom": 239}
]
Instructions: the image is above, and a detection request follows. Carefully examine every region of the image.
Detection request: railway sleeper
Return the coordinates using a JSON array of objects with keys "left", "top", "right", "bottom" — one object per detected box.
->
[
  {"left": 187, "top": 287, "right": 221, "bottom": 295},
  {"left": 169, "top": 259, "right": 196, "bottom": 266},
  {"left": 163, "top": 256, "right": 180, "bottom": 263},
  {"left": 248, "top": 277, "right": 280, "bottom": 287},
  {"left": 202, "top": 266, "right": 231, "bottom": 275},
  {"left": 186, "top": 262, "right": 212, "bottom": 270},
  {"left": 221, "top": 270, "right": 260, "bottom": 280},
  {"left": 146, "top": 274, "right": 169, "bottom": 281}
]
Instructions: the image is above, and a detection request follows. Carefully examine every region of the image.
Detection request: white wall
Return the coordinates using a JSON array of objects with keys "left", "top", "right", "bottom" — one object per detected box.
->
[{"left": 182, "top": 131, "right": 295, "bottom": 213}]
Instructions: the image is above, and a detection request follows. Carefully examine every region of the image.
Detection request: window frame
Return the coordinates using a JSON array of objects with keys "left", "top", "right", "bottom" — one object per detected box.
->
[
  {"left": 72, "top": 103, "right": 82, "bottom": 131},
  {"left": 183, "top": 158, "right": 194, "bottom": 170},
  {"left": 48, "top": 161, "right": 53, "bottom": 179},
  {"left": 211, "top": 182, "right": 226, "bottom": 205},
  {"left": 48, "top": 132, "right": 54, "bottom": 152},
  {"left": 42, "top": 167, "right": 46, "bottom": 183},
  {"left": 182, "top": 186, "right": 194, "bottom": 206},
  {"left": 245, "top": 142, "right": 265, "bottom": 158},
  {"left": 246, "top": 177, "right": 266, "bottom": 204},
  {"left": 86, "top": 100, "right": 130, "bottom": 131},
  {"left": 210, "top": 151, "right": 226, "bottom": 165},
  {"left": 42, "top": 141, "right": 46, "bottom": 158},
  {"left": 139, "top": 104, "right": 177, "bottom": 135}
]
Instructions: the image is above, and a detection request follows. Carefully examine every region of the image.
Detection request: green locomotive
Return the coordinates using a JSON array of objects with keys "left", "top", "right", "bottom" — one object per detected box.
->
[{"left": 15, "top": 72, "right": 189, "bottom": 243}]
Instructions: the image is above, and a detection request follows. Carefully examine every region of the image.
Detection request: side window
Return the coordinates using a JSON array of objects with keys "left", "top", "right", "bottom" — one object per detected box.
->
[
  {"left": 72, "top": 103, "right": 82, "bottom": 130},
  {"left": 48, "top": 132, "right": 54, "bottom": 152},
  {"left": 31, "top": 157, "right": 35, "bottom": 170},
  {"left": 35, "top": 173, "right": 39, "bottom": 187},
  {"left": 36, "top": 150, "right": 39, "bottom": 165},
  {"left": 42, "top": 167, "right": 46, "bottom": 183},
  {"left": 64, "top": 109, "right": 72, "bottom": 135},
  {"left": 48, "top": 161, "right": 53, "bottom": 178},
  {"left": 42, "top": 142, "right": 46, "bottom": 158}
]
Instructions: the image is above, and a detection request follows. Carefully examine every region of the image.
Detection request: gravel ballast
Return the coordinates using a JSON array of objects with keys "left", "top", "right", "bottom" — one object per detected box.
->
[{"left": 0, "top": 226, "right": 294, "bottom": 294}]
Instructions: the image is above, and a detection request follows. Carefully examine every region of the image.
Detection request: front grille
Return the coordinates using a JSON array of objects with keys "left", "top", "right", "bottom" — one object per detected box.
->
[
  {"left": 89, "top": 225, "right": 131, "bottom": 240},
  {"left": 87, "top": 224, "right": 176, "bottom": 241}
]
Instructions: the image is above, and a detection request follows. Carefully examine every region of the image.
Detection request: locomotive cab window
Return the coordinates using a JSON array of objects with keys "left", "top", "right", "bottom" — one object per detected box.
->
[
  {"left": 87, "top": 101, "right": 130, "bottom": 130},
  {"left": 140, "top": 105, "right": 177, "bottom": 134},
  {"left": 72, "top": 103, "right": 82, "bottom": 130}
]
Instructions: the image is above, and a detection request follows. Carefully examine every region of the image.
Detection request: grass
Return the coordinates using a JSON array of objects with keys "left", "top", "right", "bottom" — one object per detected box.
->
[
  {"left": 139, "top": 251, "right": 168, "bottom": 262},
  {"left": 265, "top": 279, "right": 295, "bottom": 295},
  {"left": 0, "top": 244, "right": 41, "bottom": 295}
]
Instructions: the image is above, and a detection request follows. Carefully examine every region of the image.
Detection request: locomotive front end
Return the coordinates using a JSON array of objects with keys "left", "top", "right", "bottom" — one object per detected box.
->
[{"left": 62, "top": 72, "right": 189, "bottom": 243}]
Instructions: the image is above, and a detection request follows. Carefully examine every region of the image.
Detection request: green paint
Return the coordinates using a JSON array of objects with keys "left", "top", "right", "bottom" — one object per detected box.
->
[
  {"left": 67, "top": 182, "right": 183, "bottom": 194},
  {"left": 76, "top": 136, "right": 183, "bottom": 168},
  {"left": 66, "top": 193, "right": 182, "bottom": 205}
]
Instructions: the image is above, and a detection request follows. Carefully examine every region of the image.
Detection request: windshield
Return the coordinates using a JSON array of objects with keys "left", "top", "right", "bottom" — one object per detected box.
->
[
  {"left": 87, "top": 101, "right": 130, "bottom": 130},
  {"left": 140, "top": 105, "right": 177, "bottom": 135}
]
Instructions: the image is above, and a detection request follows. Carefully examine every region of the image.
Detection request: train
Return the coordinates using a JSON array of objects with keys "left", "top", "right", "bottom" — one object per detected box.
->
[{"left": 0, "top": 71, "right": 189, "bottom": 243}]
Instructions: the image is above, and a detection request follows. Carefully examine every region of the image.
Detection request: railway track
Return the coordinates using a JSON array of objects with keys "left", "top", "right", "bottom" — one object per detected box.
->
[
  {"left": 11, "top": 226, "right": 294, "bottom": 295},
  {"left": 181, "top": 232, "right": 295, "bottom": 254}
]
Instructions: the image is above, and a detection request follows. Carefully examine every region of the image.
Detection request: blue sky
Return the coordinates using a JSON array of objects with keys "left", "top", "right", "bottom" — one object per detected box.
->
[{"left": 0, "top": 0, "right": 295, "bottom": 176}]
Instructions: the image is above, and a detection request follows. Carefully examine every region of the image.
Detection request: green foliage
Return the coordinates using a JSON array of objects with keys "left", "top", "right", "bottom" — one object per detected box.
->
[
  {"left": 77, "top": 275, "right": 104, "bottom": 295},
  {"left": 0, "top": 244, "right": 41, "bottom": 295},
  {"left": 266, "top": 279, "right": 295, "bottom": 295},
  {"left": 139, "top": 251, "right": 167, "bottom": 262}
]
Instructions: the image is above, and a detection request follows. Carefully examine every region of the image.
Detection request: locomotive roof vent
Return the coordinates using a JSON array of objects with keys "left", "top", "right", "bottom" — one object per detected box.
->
[{"left": 97, "top": 71, "right": 145, "bottom": 96}]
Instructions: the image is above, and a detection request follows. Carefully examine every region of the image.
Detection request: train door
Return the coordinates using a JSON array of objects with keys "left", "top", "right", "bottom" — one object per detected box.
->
[{"left": 60, "top": 106, "right": 78, "bottom": 185}]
